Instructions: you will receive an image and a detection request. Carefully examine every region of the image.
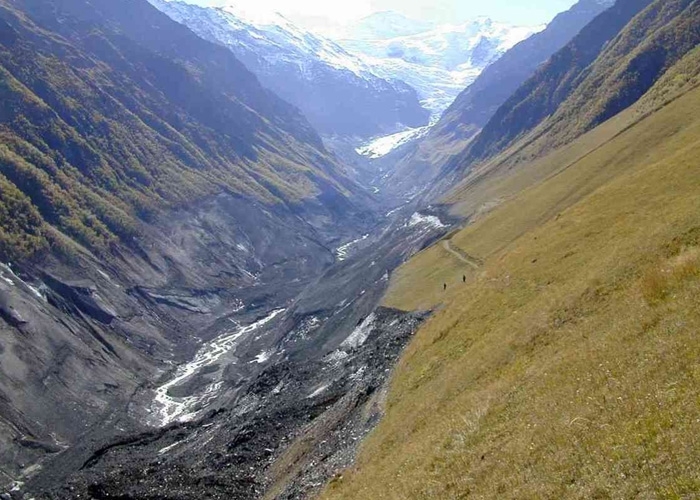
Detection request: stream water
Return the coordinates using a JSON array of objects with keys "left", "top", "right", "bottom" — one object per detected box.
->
[{"left": 151, "top": 309, "right": 286, "bottom": 426}]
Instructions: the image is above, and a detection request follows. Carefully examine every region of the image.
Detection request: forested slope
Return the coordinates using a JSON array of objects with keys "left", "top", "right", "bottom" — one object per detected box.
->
[{"left": 0, "top": 0, "right": 369, "bottom": 261}]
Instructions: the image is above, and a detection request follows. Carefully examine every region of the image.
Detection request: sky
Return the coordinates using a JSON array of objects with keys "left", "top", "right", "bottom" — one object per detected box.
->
[{"left": 186, "top": 0, "right": 579, "bottom": 34}]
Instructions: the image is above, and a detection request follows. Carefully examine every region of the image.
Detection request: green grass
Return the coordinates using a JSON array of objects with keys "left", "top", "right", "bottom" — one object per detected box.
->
[{"left": 323, "top": 74, "right": 700, "bottom": 500}]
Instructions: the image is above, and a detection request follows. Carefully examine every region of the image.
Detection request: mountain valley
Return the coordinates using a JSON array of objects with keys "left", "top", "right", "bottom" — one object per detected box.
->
[
  {"left": 1, "top": 0, "right": 699, "bottom": 498},
  {"left": 150, "top": 2, "right": 546, "bottom": 180}
]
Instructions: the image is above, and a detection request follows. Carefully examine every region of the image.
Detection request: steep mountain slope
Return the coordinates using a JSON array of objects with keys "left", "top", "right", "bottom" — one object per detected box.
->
[
  {"left": 367, "top": 0, "right": 612, "bottom": 200},
  {"left": 460, "top": 0, "right": 658, "bottom": 164},
  {"left": 0, "top": 0, "right": 372, "bottom": 260},
  {"left": 150, "top": 0, "right": 430, "bottom": 138},
  {"left": 0, "top": 0, "right": 377, "bottom": 486},
  {"left": 422, "top": 0, "right": 700, "bottom": 198},
  {"left": 524, "top": 0, "right": 700, "bottom": 153},
  {"left": 322, "top": 11, "right": 700, "bottom": 499},
  {"left": 341, "top": 17, "right": 543, "bottom": 117}
]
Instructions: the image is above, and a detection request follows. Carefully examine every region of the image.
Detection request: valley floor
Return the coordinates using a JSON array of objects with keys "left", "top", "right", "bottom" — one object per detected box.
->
[{"left": 16, "top": 203, "right": 454, "bottom": 500}]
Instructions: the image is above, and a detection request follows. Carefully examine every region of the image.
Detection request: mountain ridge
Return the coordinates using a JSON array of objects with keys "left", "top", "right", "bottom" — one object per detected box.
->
[
  {"left": 437, "top": 0, "right": 616, "bottom": 141},
  {"left": 0, "top": 0, "right": 377, "bottom": 261},
  {"left": 459, "top": 0, "right": 658, "bottom": 165},
  {"left": 340, "top": 17, "right": 543, "bottom": 116}
]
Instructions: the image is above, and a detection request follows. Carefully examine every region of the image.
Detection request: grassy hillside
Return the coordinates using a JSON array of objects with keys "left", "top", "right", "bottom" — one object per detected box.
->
[
  {"left": 322, "top": 59, "right": 700, "bottom": 499},
  {"left": 439, "top": 39, "right": 700, "bottom": 225},
  {"left": 456, "top": 0, "right": 700, "bottom": 173},
  {"left": 529, "top": 0, "right": 700, "bottom": 155},
  {"left": 456, "top": 0, "right": 653, "bottom": 166},
  {"left": 418, "top": 0, "right": 700, "bottom": 205}
]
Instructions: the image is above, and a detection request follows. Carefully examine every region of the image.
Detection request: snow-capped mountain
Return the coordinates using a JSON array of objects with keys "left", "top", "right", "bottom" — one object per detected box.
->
[
  {"left": 150, "top": 0, "right": 429, "bottom": 138},
  {"left": 151, "top": 1, "right": 542, "bottom": 159},
  {"left": 339, "top": 17, "right": 545, "bottom": 117}
]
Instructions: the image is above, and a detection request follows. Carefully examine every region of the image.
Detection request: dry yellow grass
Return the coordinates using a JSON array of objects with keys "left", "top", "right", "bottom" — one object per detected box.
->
[
  {"left": 383, "top": 237, "right": 480, "bottom": 312},
  {"left": 322, "top": 79, "right": 700, "bottom": 499}
]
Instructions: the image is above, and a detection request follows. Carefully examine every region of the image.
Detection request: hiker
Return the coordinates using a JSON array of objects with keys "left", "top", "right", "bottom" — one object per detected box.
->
[
  {"left": 463, "top": 275, "right": 467, "bottom": 283},
  {"left": 443, "top": 283, "right": 447, "bottom": 291}
]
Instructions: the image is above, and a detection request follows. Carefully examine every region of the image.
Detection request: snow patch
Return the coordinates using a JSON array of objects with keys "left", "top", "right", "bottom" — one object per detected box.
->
[
  {"left": 0, "top": 263, "right": 47, "bottom": 301},
  {"left": 229, "top": 298, "right": 245, "bottom": 314},
  {"left": 386, "top": 207, "right": 403, "bottom": 218},
  {"left": 407, "top": 212, "right": 446, "bottom": 229},
  {"left": 26, "top": 283, "right": 47, "bottom": 301},
  {"left": 0, "top": 263, "right": 16, "bottom": 287},
  {"left": 96, "top": 268, "right": 116, "bottom": 285},
  {"left": 252, "top": 350, "right": 273, "bottom": 364},
  {"left": 356, "top": 125, "right": 431, "bottom": 159},
  {"left": 341, "top": 313, "right": 377, "bottom": 349},
  {"left": 307, "top": 384, "right": 330, "bottom": 399},
  {"left": 159, "top": 441, "right": 183, "bottom": 455}
]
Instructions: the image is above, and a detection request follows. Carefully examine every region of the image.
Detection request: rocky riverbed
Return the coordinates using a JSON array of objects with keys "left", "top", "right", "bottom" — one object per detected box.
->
[{"left": 8, "top": 204, "right": 458, "bottom": 499}]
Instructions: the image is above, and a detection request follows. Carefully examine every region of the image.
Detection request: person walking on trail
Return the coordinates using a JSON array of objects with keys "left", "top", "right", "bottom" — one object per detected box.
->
[
  {"left": 443, "top": 283, "right": 447, "bottom": 291},
  {"left": 463, "top": 275, "right": 467, "bottom": 283}
]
